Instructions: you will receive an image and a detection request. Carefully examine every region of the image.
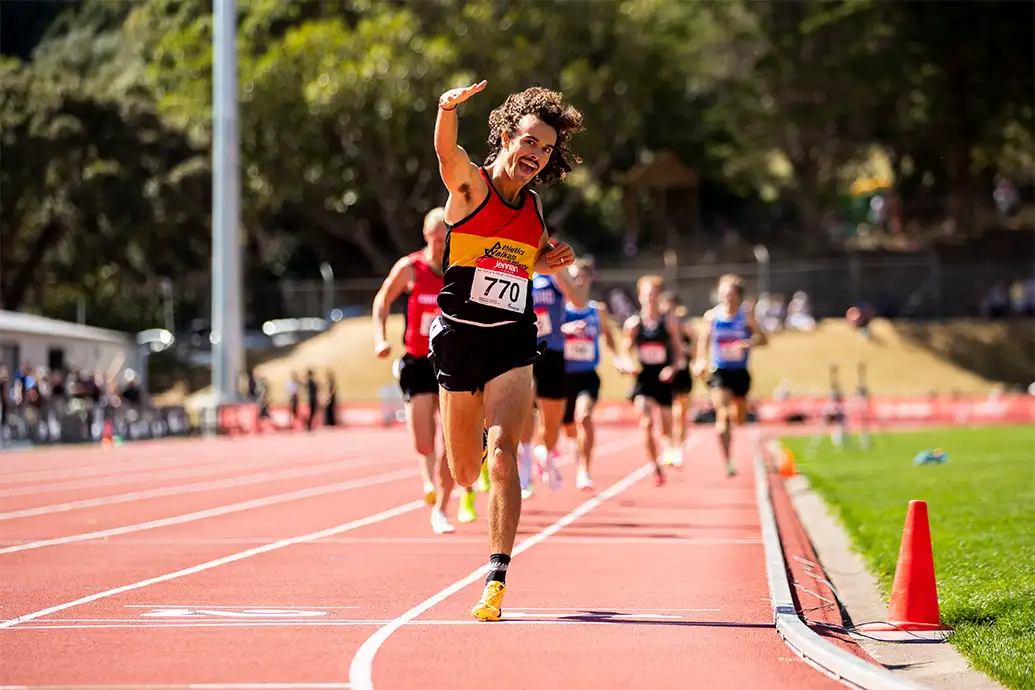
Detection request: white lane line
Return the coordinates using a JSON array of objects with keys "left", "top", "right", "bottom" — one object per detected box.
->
[
  {"left": 6, "top": 618, "right": 727, "bottom": 630},
  {"left": 121, "top": 605, "right": 359, "bottom": 609},
  {"left": 0, "top": 535, "right": 762, "bottom": 548},
  {"left": 0, "top": 454, "right": 402, "bottom": 520},
  {"left": 0, "top": 685, "right": 351, "bottom": 689},
  {"left": 350, "top": 433, "right": 666, "bottom": 690},
  {"left": 0, "top": 446, "right": 368, "bottom": 498},
  {"left": 0, "top": 467, "right": 419, "bottom": 555},
  {"left": 0, "top": 500, "right": 425, "bottom": 629}
]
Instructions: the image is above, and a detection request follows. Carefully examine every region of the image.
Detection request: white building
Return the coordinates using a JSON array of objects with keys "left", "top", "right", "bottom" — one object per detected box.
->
[{"left": 0, "top": 310, "right": 138, "bottom": 380}]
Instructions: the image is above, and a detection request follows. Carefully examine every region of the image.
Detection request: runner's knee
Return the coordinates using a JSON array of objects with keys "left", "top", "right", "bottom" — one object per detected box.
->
[{"left": 488, "top": 443, "right": 518, "bottom": 484}]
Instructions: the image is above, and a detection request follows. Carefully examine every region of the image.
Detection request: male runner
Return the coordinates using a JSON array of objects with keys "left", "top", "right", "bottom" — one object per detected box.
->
[
  {"left": 560, "top": 258, "right": 615, "bottom": 491},
  {"left": 372, "top": 208, "right": 478, "bottom": 534},
  {"left": 520, "top": 256, "right": 588, "bottom": 498},
  {"left": 617, "top": 275, "right": 686, "bottom": 485},
  {"left": 429, "top": 80, "right": 583, "bottom": 621},
  {"left": 692, "top": 274, "right": 766, "bottom": 476},
  {"left": 659, "top": 291, "right": 694, "bottom": 468}
]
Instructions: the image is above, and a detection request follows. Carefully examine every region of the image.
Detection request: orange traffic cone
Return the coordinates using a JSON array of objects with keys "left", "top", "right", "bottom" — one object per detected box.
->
[
  {"left": 857, "top": 500, "right": 952, "bottom": 641},
  {"left": 778, "top": 447, "right": 797, "bottom": 477},
  {"left": 101, "top": 420, "right": 114, "bottom": 447}
]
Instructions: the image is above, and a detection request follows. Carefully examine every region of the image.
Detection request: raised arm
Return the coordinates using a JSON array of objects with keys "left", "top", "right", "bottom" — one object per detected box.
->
[
  {"left": 435, "top": 81, "right": 487, "bottom": 198},
  {"left": 371, "top": 257, "right": 414, "bottom": 358}
]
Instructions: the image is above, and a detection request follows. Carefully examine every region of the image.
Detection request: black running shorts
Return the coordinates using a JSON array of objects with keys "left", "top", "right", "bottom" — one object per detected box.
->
[
  {"left": 533, "top": 348, "right": 567, "bottom": 401},
  {"left": 671, "top": 368, "right": 693, "bottom": 396},
  {"left": 428, "top": 315, "right": 544, "bottom": 394},
  {"left": 709, "top": 367, "right": 752, "bottom": 399},
  {"left": 562, "top": 369, "right": 601, "bottom": 425},
  {"left": 630, "top": 369, "right": 673, "bottom": 408},
  {"left": 396, "top": 353, "right": 439, "bottom": 402}
]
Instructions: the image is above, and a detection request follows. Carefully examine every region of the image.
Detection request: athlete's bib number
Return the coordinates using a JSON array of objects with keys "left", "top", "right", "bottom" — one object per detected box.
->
[
  {"left": 718, "top": 339, "right": 746, "bottom": 360},
  {"left": 470, "top": 258, "right": 528, "bottom": 314},
  {"left": 564, "top": 338, "right": 595, "bottom": 362},
  {"left": 419, "top": 310, "right": 439, "bottom": 336},
  {"left": 638, "top": 342, "right": 668, "bottom": 366},
  {"left": 535, "top": 308, "right": 552, "bottom": 336}
]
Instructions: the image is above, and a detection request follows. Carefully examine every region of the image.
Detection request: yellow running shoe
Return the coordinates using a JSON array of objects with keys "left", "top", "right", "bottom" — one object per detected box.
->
[
  {"left": 471, "top": 580, "right": 506, "bottom": 621},
  {"left": 458, "top": 490, "right": 477, "bottom": 523}
]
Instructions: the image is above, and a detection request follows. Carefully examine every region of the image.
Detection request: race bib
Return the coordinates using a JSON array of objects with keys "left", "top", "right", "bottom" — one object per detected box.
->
[
  {"left": 419, "top": 310, "right": 439, "bottom": 336},
  {"left": 638, "top": 342, "right": 668, "bottom": 366},
  {"left": 470, "top": 258, "right": 528, "bottom": 314},
  {"left": 564, "top": 337, "right": 595, "bottom": 362},
  {"left": 535, "top": 308, "right": 553, "bottom": 336},
  {"left": 718, "top": 339, "right": 745, "bottom": 360}
]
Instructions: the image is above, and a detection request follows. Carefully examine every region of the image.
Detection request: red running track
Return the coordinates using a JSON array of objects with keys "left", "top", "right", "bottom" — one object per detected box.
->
[{"left": 1, "top": 426, "right": 856, "bottom": 689}]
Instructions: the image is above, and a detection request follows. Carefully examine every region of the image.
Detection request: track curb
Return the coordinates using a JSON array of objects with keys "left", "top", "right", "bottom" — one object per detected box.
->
[{"left": 752, "top": 431, "right": 930, "bottom": 690}]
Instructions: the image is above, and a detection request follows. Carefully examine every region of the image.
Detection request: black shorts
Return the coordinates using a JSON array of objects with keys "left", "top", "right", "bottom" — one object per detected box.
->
[
  {"left": 533, "top": 348, "right": 567, "bottom": 401},
  {"left": 428, "top": 315, "right": 544, "bottom": 394},
  {"left": 671, "top": 368, "right": 693, "bottom": 395},
  {"left": 396, "top": 353, "right": 439, "bottom": 402},
  {"left": 562, "top": 370, "right": 601, "bottom": 425},
  {"left": 630, "top": 369, "right": 673, "bottom": 408},
  {"left": 709, "top": 367, "right": 752, "bottom": 399}
]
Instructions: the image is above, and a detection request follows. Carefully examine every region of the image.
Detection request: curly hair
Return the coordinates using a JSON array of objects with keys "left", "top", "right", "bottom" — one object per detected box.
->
[{"left": 483, "top": 87, "right": 584, "bottom": 187}]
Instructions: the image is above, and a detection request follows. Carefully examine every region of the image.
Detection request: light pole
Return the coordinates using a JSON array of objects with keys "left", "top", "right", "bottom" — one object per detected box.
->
[
  {"left": 210, "top": 0, "right": 244, "bottom": 405},
  {"left": 753, "top": 244, "right": 770, "bottom": 298},
  {"left": 320, "top": 262, "right": 334, "bottom": 319}
]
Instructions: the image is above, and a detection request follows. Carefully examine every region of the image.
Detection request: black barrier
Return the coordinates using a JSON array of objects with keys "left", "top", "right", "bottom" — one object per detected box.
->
[{"left": 0, "top": 401, "right": 194, "bottom": 450}]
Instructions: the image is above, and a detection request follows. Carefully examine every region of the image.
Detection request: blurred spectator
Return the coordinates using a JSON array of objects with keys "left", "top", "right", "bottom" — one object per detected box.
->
[
  {"left": 785, "top": 291, "right": 817, "bottom": 331},
  {"left": 846, "top": 303, "right": 874, "bottom": 338},
  {"left": 324, "top": 370, "right": 338, "bottom": 427}
]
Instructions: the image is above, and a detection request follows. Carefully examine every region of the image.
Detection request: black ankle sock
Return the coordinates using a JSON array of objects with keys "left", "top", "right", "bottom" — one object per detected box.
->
[{"left": 486, "top": 553, "right": 510, "bottom": 585}]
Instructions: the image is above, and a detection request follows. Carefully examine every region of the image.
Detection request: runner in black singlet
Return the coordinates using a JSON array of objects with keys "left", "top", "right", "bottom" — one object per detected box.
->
[{"left": 617, "top": 275, "right": 686, "bottom": 486}]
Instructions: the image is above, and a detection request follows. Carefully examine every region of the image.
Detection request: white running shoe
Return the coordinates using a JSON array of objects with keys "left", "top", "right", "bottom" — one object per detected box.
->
[{"left": 430, "top": 510, "right": 455, "bottom": 535}]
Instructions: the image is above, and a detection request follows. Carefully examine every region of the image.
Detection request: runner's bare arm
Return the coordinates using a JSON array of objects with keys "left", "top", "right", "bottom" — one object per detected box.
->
[
  {"left": 551, "top": 265, "right": 589, "bottom": 309},
  {"left": 371, "top": 257, "right": 414, "bottom": 357},
  {"left": 597, "top": 303, "right": 618, "bottom": 356},
  {"left": 531, "top": 194, "right": 575, "bottom": 275},
  {"left": 693, "top": 309, "right": 714, "bottom": 377},
  {"left": 435, "top": 81, "right": 487, "bottom": 204},
  {"left": 617, "top": 315, "right": 640, "bottom": 373},
  {"left": 665, "top": 312, "right": 687, "bottom": 370},
  {"left": 744, "top": 304, "right": 768, "bottom": 348}
]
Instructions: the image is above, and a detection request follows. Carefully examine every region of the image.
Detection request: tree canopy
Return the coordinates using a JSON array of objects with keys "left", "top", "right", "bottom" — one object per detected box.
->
[{"left": 1, "top": 0, "right": 1031, "bottom": 330}]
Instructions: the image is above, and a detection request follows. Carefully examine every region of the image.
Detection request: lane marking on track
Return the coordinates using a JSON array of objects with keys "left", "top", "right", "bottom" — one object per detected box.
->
[
  {"left": 0, "top": 445, "right": 376, "bottom": 498},
  {"left": 0, "top": 454, "right": 406, "bottom": 520},
  {"left": 6, "top": 616, "right": 740, "bottom": 630},
  {"left": 122, "top": 605, "right": 358, "bottom": 609},
  {"left": 349, "top": 432, "right": 691, "bottom": 690},
  {"left": 0, "top": 535, "right": 762, "bottom": 549},
  {"left": 0, "top": 468, "right": 420, "bottom": 555},
  {"left": 0, "top": 685, "right": 351, "bottom": 689},
  {"left": 0, "top": 500, "right": 426, "bottom": 628}
]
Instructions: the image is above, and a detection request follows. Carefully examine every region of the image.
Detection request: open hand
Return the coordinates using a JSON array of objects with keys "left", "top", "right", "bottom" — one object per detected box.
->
[{"left": 439, "top": 80, "right": 487, "bottom": 110}]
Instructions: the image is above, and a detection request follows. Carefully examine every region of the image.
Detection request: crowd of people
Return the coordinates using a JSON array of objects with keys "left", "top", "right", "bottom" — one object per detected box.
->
[
  {"left": 0, "top": 363, "right": 142, "bottom": 423},
  {"left": 369, "top": 80, "right": 768, "bottom": 623}
]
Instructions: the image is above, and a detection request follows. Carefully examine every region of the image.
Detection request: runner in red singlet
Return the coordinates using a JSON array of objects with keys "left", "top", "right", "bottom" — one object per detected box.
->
[{"left": 373, "top": 208, "right": 477, "bottom": 535}]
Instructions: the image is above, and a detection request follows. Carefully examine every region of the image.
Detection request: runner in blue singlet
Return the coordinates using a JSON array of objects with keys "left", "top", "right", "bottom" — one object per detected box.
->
[
  {"left": 559, "top": 258, "right": 616, "bottom": 492},
  {"left": 519, "top": 259, "right": 587, "bottom": 498},
  {"left": 693, "top": 274, "right": 766, "bottom": 476}
]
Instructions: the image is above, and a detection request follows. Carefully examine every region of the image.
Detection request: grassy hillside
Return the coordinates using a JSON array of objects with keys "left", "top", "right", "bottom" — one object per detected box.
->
[{"left": 159, "top": 316, "right": 1033, "bottom": 407}]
